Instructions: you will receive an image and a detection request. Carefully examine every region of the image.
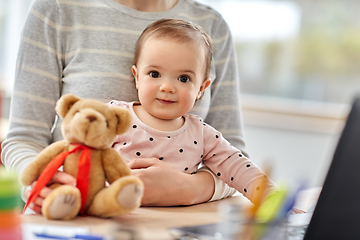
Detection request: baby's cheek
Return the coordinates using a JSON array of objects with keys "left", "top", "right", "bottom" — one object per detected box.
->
[{"left": 182, "top": 94, "right": 197, "bottom": 111}]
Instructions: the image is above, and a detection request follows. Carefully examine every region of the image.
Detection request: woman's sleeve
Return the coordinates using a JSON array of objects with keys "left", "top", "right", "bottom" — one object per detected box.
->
[
  {"left": 198, "top": 166, "right": 237, "bottom": 201},
  {"left": 205, "top": 15, "right": 247, "bottom": 156},
  {"left": 199, "top": 15, "right": 247, "bottom": 201},
  {"left": 1, "top": 0, "right": 63, "bottom": 187}
]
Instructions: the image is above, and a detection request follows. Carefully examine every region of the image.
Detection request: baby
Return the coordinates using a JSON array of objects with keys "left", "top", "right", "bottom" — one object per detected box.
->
[{"left": 109, "top": 19, "right": 277, "bottom": 203}]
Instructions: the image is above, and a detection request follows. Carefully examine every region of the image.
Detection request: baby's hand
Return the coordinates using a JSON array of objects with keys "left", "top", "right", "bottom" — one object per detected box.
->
[{"left": 25, "top": 171, "right": 76, "bottom": 214}]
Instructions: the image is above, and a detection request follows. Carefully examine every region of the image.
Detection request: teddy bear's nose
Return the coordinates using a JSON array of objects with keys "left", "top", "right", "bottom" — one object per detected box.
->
[{"left": 87, "top": 115, "right": 97, "bottom": 122}]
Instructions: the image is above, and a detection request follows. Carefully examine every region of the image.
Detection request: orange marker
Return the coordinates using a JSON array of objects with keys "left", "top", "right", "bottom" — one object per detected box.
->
[{"left": 247, "top": 165, "right": 271, "bottom": 220}]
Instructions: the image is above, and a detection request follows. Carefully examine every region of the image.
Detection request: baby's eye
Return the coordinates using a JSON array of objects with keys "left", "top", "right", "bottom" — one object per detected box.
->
[
  {"left": 178, "top": 75, "right": 190, "bottom": 83},
  {"left": 149, "top": 71, "right": 160, "bottom": 78}
]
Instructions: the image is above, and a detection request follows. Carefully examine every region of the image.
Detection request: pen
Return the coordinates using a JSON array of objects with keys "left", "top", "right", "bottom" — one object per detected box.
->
[
  {"left": 34, "top": 233, "right": 104, "bottom": 240},
  {"left": 255, "top": 186, "right": 288, "bottom": 222},
  {"left": 272, "top": 182, "right": 306, "bottom": 222}
]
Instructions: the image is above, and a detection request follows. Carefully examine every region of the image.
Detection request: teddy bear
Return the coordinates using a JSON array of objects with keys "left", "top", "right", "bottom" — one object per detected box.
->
[{"left": 21, "top": 94, "right": 144, "bottom": 220}]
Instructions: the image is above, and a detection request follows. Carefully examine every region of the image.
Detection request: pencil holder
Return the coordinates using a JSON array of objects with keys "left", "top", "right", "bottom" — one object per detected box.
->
[
  {"left": 0, "top": 166, "right": 22, "bottom": 240},
  {"left": 216, "top": 198, "right": 290, "bottom": 240},
  {"left": 216, "top": 197, "right": 246, "bottom": 239}
]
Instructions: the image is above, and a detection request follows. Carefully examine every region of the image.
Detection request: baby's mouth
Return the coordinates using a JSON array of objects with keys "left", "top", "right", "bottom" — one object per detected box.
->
[{"left": 157, "top": 99, "right": 175, "bottom": 104}]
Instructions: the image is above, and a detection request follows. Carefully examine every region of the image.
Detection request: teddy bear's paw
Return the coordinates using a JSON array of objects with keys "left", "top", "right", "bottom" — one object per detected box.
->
[
  {"left": 46, "top": 194, "right": 80, "bottom": 220},
  {"left": 117, "top": 183, "right": 143, "bottom": 209},
  {"left": 43, "top": 186, "right": 81, "bottom": 220}
]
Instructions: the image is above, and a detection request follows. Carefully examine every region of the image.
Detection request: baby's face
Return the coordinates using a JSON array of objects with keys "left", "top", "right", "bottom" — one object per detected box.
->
[{"left": 133, "top": 38, "right": 209, "bottom": 120}]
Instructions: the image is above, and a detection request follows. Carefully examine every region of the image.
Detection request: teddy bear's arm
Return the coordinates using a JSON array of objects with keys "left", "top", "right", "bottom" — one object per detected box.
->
[
  {"left": 102, "top": 148, "right": 132, "bottom": 184},
  {"left": 20, "top": 140, "right": 69, "bottom": 186}
]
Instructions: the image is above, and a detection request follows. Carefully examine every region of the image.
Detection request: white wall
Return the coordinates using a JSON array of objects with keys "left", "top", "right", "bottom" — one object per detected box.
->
[
  {"left": 240, "top": 94, "right": 348, "bottom": 188},
  {"left": 244, "top": 125, "right": 340, "bottom": 187}
]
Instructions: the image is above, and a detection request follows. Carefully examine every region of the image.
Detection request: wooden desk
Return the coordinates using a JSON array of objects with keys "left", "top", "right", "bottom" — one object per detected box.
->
[
  {"left": 20, "top": 188, "right": 319, "bottom": 239},
  {"left": 21, "top": 196, "right": 249, "bottom": 240}
]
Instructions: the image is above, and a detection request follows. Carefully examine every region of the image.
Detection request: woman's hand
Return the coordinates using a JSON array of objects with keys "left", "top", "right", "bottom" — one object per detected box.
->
[
  {"left": 128, "top": 158, "right": 215, "bottom": 206},
  {"left": 25, "top": 171, "right": 76, "bottom": 214}
]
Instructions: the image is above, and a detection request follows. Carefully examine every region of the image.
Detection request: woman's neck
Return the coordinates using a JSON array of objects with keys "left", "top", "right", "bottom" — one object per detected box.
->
[{"left": 113, "top": 0, "right": 178, "bottom": 12}]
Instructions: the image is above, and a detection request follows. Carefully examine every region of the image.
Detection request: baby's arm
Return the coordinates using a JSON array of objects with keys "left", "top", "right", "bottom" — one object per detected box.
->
[{"left": 202, "top": 123, "right": 277, "bottom": 204}]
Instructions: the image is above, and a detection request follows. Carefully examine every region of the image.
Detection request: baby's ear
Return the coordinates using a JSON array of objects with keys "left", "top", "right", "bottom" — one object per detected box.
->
[
  {"left": 132, "top": 65, "right": 140, "bottom": 89},
  {"left": 112, "top": 107, "right": 132, "bottom": 135},
  {"left": 55, "top": 94, "right": 81, "bottom": 118}
]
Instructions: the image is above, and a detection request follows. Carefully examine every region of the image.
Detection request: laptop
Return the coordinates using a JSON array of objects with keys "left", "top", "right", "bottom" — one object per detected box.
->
[{"left": 303, "top": 96, "right": 360, "bottom": 239}]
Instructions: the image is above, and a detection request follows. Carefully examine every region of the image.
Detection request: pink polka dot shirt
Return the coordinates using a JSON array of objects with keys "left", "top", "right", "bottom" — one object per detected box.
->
[{"left": 109, "top": 101, "right": 277, "bottom": 203}]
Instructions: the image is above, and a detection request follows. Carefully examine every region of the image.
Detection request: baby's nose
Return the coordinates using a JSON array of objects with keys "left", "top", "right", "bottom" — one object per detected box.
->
[{"left": 160, "top": 80, "right": 175, "bottom": 93}]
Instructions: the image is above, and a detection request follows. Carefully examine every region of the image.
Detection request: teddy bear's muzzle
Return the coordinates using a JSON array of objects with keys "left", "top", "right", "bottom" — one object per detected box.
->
[{"left": 68, "top": 110, "right": 109, "bottom": 146}]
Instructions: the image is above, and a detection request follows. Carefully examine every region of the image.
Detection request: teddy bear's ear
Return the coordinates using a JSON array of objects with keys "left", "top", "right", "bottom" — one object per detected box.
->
[
  {"left": 113, "top": 107, "right": 132, "bottom": 135},
  {"left": 55, "top": 94, "right": 81, "bottom": 118}
]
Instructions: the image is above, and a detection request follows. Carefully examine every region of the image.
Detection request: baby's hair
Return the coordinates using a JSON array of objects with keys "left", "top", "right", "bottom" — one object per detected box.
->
[{"left": 134, "top": 18, "right": 213, "bottom": 79}]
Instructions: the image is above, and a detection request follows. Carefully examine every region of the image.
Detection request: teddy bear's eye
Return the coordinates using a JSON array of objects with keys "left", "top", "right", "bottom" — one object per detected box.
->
[{"left": 106, "top": 120, "right": 109, "bottom": 128}]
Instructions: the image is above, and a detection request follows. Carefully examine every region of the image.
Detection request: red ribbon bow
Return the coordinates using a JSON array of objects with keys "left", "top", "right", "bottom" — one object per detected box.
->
[{"left": 23, "top": 143, "right": 92, "bottom": 216}]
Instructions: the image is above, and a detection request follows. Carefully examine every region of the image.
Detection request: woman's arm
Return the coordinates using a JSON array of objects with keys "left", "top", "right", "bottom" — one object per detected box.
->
[
  {"left": 191, "top": 13, "right": 246, "bottom": 202},
  {"left": 1, "top": 0, "right": 63, "bottom": 173},
  {"left": 128, "top": 158, "right": 215, "bottom": 206},
  {"left": 200, "top": 15, "right": 247, "bottom": 155},
  {"left": 1, "top": 0, "right": 64, "bottom": 208},
  {"left": 198, "top": 166, "right": 237, "bottom": 201}
]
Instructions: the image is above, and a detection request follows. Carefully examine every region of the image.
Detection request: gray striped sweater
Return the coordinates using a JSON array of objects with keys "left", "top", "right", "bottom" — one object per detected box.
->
[{"left": 2, "top": 0, "right": 245, "bottom": 201}]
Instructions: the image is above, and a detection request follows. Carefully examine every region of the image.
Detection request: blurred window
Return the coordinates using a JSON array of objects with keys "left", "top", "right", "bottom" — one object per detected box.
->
[
  {"left": 0, "top": 0, "right": 33, "bottom": 94},
  {"left": 199, "top": 0, "right": 360, "bottom": 104}
]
